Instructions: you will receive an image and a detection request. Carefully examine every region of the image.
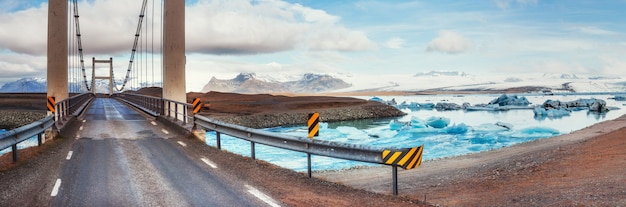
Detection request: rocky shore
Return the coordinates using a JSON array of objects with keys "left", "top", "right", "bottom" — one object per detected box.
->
[
  {"left": 211, "top": 104, "right": 405, "bottom": 129},
  {"left": 0, "top": 111, "right": 46, "bottom": 130}
]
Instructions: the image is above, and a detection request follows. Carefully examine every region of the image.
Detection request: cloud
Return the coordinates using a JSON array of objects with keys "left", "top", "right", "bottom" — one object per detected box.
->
[
  {"left": 0, "top": 53, "right": 46, "bottom": 81},
  {"left": 186, "top": 0, "right": 375, "bottom": 54},
  {"left": 0, "top": 5, "right": 48, "bottom": 55},
  {"left": 426, "top": 31, "right": 472, "bottom": 54},
  {"left": 384, "top": 37, "right": 406, "bottom": 49}
]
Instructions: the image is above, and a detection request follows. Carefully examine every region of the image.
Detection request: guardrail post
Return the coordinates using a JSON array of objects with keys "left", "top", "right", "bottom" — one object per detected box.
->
[
  {"left": 307, "top": 153, "right": 312, "bottom": 178},
  {"left": 38, "top": 133, "right": 43, "bottom": 146},
  {"left": 181, "top": 104, "right": 189, "bottom": 126},
  {"left": 251, "top": 141, "right": 256, "bottom": 160},
  {"left": 392, "top": 165, "right": 398, "bottom": 196},
  {"left": 216, "top": 132, "right": 221, "bottom": 149},
  {"left": 175, "top": 102, "right": 179, "bottom": 121},
  {"left": 12, "top": 144, "right": 18, "bottom": 162}
]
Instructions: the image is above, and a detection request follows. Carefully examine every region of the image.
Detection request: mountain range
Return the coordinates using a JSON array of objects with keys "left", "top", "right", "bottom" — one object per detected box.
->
[
  {"left": 2, "top": 71, "right": 625, "bottom": 94},
  {"left": 200, "top": 73, "right": 351, "bottom": 94}
]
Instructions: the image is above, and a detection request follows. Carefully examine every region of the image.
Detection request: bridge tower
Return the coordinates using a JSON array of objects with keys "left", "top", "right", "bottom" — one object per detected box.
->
[
  {"left": 47, "top": 0, "right": 68, "bottom": 101},
  {"left": 163, "top": 0, "right": 186, "bottom": 104}
]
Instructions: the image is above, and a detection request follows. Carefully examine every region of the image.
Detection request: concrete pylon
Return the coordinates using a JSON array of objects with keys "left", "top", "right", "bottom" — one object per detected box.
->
[
  {"left": 47, "top": 0, "right": 68, "bottom": 101},
  {"left": 163, "top": 0, "right": 186, "bottom": 103}
]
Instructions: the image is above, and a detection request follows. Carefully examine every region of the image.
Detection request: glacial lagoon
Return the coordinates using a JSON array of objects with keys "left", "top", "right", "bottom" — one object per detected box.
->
[{"left": 204, "top": 93, "right": 626, "bottom": 172}]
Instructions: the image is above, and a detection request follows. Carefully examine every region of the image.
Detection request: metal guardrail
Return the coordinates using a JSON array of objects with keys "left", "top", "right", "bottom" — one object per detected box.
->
[
  {"left": 55, "top": 93, "right": 94, "bottom": 123},
  {"left": 194, "top": 115, "right": 423, "bottom": 195},
  {"left": 0, "top": 116, "right": 54, "bottom": 162},
  {"left": 113, "top": 93, "right": 193, "bottom": 126}
]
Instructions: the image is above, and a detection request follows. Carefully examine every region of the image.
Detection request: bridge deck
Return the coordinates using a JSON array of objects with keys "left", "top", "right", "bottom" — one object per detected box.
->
[{"left": 51, "top": 98, "right": 260, "bottom": 206}]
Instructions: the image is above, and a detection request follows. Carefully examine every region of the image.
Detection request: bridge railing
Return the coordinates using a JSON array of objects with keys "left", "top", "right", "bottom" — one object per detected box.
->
[
  {"left": 113, "top": 93, "right": 193, "bottom": 126},
  {"left": 55, "top": 93, "right": 95, "bottom": 123},
  {"left": 0, "top": 116, "right": 54, "bottom": 162},
  {"left": 194, "top": 114, "right": 423, "bottom": 195}
]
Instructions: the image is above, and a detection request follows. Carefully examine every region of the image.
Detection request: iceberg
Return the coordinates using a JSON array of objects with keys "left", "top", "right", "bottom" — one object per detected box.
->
[
  {"left": 389, "top": 120, "right": 409, "bottom": 131},
  {"left": 489, "top": 94, "right": 531, "bottom": 106},
  {"left": 533, "top": 107, "right": 571, "bottom": 117},
  {"left": 410, "top": 116, "right": 427, "bottom": 128},
  {"left": 534, "top": 98, "right": 608, "bottom": 117},
  {"left": 435, "top": 102, "right": 462, "bottom": 111},
  {"left": 426, "top": 116, "right": 450, "bottom": 128},
  {"left": 445, "top": 123, "right": 469, "bottom": 134},
  {"left": 512, "top": 127, "right": 560, "bottom": 138},
  {"left": 473, "top": 123, "right": 511, "bottom": 132}
]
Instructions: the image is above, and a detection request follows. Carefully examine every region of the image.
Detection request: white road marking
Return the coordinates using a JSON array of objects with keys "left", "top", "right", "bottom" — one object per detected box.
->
[
  {"left": 66, "top": 151, "right": 73, "bottom": 160},
  {"left": 245, "top": 185, "right": 280, "bottom": 207},
  {"left": 79, "top": 126, "right": 83, "bottom": 131},
  {"left": 82, "top": 120, "right": 86, "bottom": 123},
  {"left": 151, "top": 121, "right": 157, "bottom": 126},
  {"left": 75, "top": 134, "right": 80, "bottom": 139},
  {"left": 200, "top": 157, "right": 218, "bottom": 169},
  {"left": 177, "top": 141, "right": 187, "bottom": 147},
  {"left": 161, "top": 129, "right": 169, "bottom": 135},
  {"left": 51, "top": 179, "right": 62, "bottom": 197}
]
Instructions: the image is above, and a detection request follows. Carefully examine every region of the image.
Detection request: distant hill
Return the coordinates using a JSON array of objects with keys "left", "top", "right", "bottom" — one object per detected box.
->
[
  {"left": 0, "top": 78, "right": 47, "bottom": 92},
  {"left": 201, "top": 73, "right": 351, "bottom": 94}
]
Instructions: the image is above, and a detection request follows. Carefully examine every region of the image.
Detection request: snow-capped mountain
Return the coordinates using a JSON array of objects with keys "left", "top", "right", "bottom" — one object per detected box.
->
[
  {"left": 200, "top": 72, "right": 351, "bottom": 94},
  {"left": 0, "top": 77, "right": 47, "bottom": 92}
]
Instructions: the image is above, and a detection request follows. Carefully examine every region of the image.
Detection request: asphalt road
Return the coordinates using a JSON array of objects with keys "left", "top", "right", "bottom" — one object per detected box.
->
[{"left": 47, "top": 98, "right": 264, "bottom": 206}]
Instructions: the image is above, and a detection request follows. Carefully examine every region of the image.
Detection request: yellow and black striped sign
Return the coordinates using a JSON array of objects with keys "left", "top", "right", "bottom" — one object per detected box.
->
[
  {"left": 307, "top": 112, "right": 320, "bottom": 138},
  {"left": 382, "top": 144, "right": 424, "bottom": 170},
  {"left": 192, "top": 98, "right": 202, "bottom": 114},
  {"left": 47, "top": 96, "right": 56, "bottom": 113}
]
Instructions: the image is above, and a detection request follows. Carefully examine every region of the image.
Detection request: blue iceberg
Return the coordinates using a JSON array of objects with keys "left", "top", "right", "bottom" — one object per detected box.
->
[
  {"left": 426, "top": 116, "right": 450, "bottom": 128},
  {"left": 445, "top": 123, "right": 469, "bottom": 134}
]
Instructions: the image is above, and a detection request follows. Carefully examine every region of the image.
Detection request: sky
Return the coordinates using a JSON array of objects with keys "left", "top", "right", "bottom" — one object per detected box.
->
[{"left": 1, "top": 0, "right": 625, "bottom": 92}]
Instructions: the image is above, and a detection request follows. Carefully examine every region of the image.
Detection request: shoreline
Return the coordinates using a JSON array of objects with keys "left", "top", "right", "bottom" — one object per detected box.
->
[{"left": 316, "top": 113, "right": 626, "bottom": 205}]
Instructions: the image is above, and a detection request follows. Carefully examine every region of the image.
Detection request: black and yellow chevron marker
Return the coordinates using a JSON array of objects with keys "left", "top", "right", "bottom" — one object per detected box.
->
[
  {"left": 192, "top": 98, "right": 202, "bottom": 114},
  {"left": 47, "top": 96, "right": 56, "bottom": 113},
  {"left": 307, "top": 112, "right": 320, "bottom": 138},
  {"left": 382, "top": 144, "right": 424, "bottom": 170}
]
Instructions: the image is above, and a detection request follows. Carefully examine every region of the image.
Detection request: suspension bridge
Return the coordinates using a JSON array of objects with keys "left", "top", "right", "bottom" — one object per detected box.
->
[{"left": 0, "top": 0, "right": 423, "bottom": 205}]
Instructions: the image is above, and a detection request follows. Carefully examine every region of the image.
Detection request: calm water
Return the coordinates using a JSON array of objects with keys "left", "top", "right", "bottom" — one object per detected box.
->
[{"left": 205, "top": 93, "right": 626, "bottom": 172}]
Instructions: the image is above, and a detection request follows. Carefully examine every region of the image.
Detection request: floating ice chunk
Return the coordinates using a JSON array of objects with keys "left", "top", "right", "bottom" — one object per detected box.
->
[
  {"left": 420, "top": 103, "right": 436, "bottom": 109},
  {"left": 474, "top": 123, "right": 510, "bottom": 132},
  {"left": 369, "top": 97, "right": 383, "bottom": 102},
  {"left": 445, "top": 123, "right": 469, "bottom": 134},
  {"left": 495, "top": 122, "right": 513, "bottom": 130},
  {"left": 426, "top": 116, "right": 450, "bottom": 128},
  {"left": 612, "top": 96, "right": 626, "bottom": 101},
  {"left": 319, "top": 122, "right": 329, "bottom": 129},
  {"left": 489, "top": 94, "right": 531, "bottom": 106},
  {"left": 589, "top": 100, "right": 609, "bottom": 112},
  {"left": 512, "top": 127, "right": 560, "bottom": 138},
  {"left": 533, "top": 107, "right": 571, "bottom": 117},
  {"left": 435, "top": 102, "right": 462, "bottom": 111},
  {"left": 410, "top": 116, "right": 427, "bottom": 128},
  {"left": 389, "top": 120, "right": 409, "bottom": 131},
  {"left": 336, "top": 126, "right": 368, "bottom": 138}
]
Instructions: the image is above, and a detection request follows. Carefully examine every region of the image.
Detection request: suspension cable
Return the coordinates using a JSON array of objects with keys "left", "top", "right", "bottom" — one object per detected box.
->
[
  {"left": 71, "top": 0, "right": 91, "bottom": 92},
  {"left": 115, "top": 0, "right": 149, "bottom": 92},
  {"left": 151, "top": 0, "right": 155, "bottom": 86}
]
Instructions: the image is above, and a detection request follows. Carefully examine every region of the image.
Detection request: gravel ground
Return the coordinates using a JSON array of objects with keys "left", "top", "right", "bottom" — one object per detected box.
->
[
  {"left": 213, "top": 104, "right": 404, "bottom": 128},
  {"left": 0, "top": 111, "right": 46, "bottom": 130}
]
